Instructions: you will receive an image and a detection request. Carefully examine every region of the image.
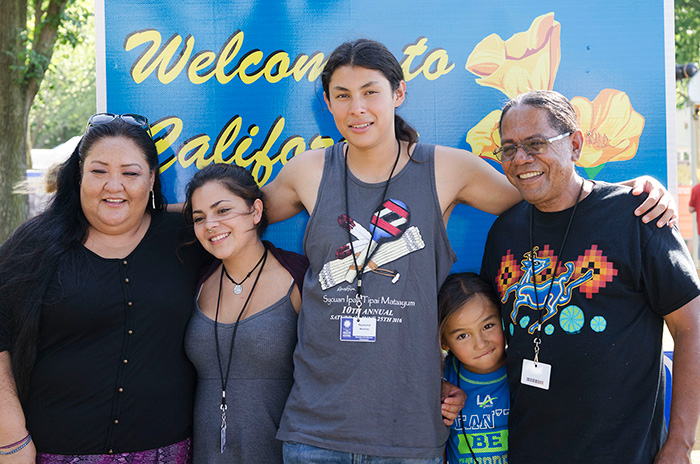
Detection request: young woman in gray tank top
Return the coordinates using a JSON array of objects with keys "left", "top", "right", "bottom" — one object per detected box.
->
[{"left": 182, "top": 164, "right": 307, "bottom": 463}]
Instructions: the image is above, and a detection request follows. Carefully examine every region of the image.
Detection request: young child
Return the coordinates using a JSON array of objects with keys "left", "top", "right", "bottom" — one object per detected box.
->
[{"left": 439, "top": 272, "right": 509, "bottom": 464}]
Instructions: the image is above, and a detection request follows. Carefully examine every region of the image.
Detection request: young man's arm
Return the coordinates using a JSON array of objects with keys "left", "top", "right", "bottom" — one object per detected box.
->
[
  {"left": 619, "top": 176, "right": 678, "bottom": 228},
  {"left": 262, "top": 149, "right": 325, "bottom": 224},
  {"left": 435, "top": 146, "right": 677, "bottom": 227},
  {"left": 441, "top": 380, "right": 467, "bottom": 426},
  {"left": 434, "top": 145, "right": 522, "bottom": 219}
]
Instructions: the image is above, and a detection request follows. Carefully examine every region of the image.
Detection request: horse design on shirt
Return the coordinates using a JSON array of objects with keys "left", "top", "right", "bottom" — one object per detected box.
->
[{"left": 503, "top": 247, "right": 594, "bottom": 334}]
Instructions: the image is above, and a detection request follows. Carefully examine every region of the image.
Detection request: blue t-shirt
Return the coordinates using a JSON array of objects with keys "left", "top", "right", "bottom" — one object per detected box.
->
[{"left": 443, "top": 354, "right": 509, "bottom": 464}]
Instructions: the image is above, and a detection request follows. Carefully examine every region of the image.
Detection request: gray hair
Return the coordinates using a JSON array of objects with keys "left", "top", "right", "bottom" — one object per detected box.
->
[{"left": 499, "top": 90, "right": 579, "bottom": 137}]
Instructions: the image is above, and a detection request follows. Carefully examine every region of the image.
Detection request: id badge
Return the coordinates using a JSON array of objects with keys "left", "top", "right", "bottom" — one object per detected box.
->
[
  {"left": 521, "top": 359, "right": 551, "bottom": 390},
  {"left": 340, "top": 316, "right": 376, "bottom": 342}
]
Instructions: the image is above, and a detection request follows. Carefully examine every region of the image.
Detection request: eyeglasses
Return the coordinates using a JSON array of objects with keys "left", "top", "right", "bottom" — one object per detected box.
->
[
  {"left": 493, "top": 132, "right": 571, "bottom": 162},
  {"left": 86, "top": 113, "right": 152, "bottom": 137}
]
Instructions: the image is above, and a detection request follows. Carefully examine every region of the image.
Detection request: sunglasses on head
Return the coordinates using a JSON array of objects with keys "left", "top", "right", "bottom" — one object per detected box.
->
[{"left": 86, "top": 113, "right": 152, "bottom": 137}]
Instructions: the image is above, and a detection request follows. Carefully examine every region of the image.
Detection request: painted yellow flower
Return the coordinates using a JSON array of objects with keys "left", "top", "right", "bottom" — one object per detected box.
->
[
  {"left": 571, "top": 89, "right": 645, "bottom": 168},
  {"left": 466, "top": 13, "right": 561, "bottom": 98},
  {"left": 466, "top": 110, "right": 501, "bottom": 161}
]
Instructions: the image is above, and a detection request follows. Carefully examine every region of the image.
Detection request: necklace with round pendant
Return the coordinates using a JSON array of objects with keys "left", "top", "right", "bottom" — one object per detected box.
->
[{"left": 223, "top": 249, "right": 267, "bottom": 296}]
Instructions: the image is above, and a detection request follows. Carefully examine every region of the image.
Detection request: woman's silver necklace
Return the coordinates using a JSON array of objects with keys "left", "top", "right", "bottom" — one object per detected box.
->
[{"left": 222, "top": 250, "right": 266, "bottom": 294}]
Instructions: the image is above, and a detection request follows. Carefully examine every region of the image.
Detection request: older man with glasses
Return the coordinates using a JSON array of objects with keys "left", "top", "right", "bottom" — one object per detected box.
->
[{"left": 481, "top": 90, "right": 700, "bottom": 464}]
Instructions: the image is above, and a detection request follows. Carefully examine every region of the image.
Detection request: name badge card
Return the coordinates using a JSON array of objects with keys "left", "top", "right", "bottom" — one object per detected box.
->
[
  {"left": 340, "top": 316, "right": 376, "bottom": 342},
  {"left": 521, "top": 359, "right": 551, "bottom": 390}
]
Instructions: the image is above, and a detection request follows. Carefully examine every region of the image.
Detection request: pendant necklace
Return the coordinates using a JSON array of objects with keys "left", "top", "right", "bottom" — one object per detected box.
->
[
  {"left": 222, "top": 250, "right": 266, "bottom": 294},
  {"left": 214, "top": 247, "right": 268, "bottom": 453}
]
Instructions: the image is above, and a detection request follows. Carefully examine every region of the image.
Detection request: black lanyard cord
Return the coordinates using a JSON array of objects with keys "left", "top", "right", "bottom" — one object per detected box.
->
[
  {"left": 456, "top": 372, "right": 480, "bottom": 463},
  {"left": 529, "top": 180, "right": 585, "bottom": 353},
  {"left": 214, "top": 248, "right": 268, "bottom": 407},
  {"left": 343, "top": 139, "right": 402, "bottom": 304}
]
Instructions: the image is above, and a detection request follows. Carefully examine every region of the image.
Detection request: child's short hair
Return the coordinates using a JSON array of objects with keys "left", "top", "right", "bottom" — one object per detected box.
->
[{"left": 438, "top": 272, "right": 501, "bottom": 344}]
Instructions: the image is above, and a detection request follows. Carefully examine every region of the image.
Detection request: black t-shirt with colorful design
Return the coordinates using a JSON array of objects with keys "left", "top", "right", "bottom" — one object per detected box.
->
[{"left": 482, "top": 181, "right": 700, "bottom": 464}]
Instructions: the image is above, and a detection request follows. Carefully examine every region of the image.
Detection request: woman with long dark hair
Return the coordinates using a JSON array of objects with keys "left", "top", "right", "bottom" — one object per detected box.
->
[{"left": 0, "top": 115, "right": 208, "bottom": 463}]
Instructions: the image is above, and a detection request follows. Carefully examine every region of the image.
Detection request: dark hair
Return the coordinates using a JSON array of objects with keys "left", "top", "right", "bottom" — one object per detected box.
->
[
  {"left": 0, "top": 118, "right": 163, "bottom": 400},
  {"left": 321, "top": 38, "right": 419, "bottom": 151},
  {"left": 183, "top": 163, "right": 268, "bottom": 238},
  {"left": 438, "top": 272, "right": 501, "bottom": 346},
  {"left": 499, "top": 89, "right": 579, "bottom": 137}
]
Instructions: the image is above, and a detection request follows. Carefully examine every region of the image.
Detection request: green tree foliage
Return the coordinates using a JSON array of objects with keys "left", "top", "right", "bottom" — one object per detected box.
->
[
  {"left": 676, "top": 0, "right": 700, "bottom": 63},
  {"left": 29, "top": 1, "right": 94, "bottom": 149},
  {"left": 0, "top": 0, "right": 88, "bottom": 242},
  {"left": 676, "top": 0, "right": 700, "bottom": 106}
]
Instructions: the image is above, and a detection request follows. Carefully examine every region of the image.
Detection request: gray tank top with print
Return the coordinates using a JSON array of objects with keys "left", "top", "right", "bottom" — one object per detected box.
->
[{"left": 277, "top": 142, "right": 456, "bottom": 458}]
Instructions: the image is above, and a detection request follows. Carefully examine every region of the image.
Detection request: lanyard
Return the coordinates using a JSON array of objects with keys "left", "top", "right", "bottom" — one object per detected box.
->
[
  {"left": 214, "top": 248, "right": 268, "bottom": 453},
  {"left": 528, "top": 181, "right": 584, "bottom": 362},
  {"left": 343, "top": 140, "right": 401, "bottom": 318},
  {"left": 456, "top": 371, "right": 481, "bottom": 463}
]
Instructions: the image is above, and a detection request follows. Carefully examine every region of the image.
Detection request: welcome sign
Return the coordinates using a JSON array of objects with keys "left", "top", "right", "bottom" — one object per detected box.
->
[{"left": 96, "top": 0, "right": 675, "bottom": 271}]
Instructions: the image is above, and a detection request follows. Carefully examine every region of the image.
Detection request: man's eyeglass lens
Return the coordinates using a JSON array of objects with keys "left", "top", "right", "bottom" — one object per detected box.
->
[{"left": 494, "top": 132, "right": 571, "bottom": 162}]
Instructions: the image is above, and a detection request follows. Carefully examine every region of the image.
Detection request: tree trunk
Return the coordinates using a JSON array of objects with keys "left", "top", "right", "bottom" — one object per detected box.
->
[
  {"left": 0, "top": 0, "right": 70, "bottom": 243},
  {"left": 0, "top": 0, "right": 30, "bottom": 243}
]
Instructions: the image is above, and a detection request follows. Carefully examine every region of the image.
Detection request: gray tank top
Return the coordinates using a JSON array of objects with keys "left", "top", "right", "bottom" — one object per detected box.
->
[
  {"left": 277, "top": 142, "right": 456, "bottom": 458},
  {"left": 185, "top": 281, "right": 297, "bottom": 463}
]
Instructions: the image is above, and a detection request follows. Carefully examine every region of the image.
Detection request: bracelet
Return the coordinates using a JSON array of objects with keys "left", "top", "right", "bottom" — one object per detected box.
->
[
  {"left": 0, "top": 432, "right": 30, "bottom": 449},
  {"left": 0, "top": 434, "right": 31, "bottom": 455}
]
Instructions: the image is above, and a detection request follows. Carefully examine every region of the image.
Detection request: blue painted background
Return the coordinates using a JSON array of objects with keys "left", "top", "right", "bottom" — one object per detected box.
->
[{"left": 100, "top": 0, "right": 669, "bottom": 271}]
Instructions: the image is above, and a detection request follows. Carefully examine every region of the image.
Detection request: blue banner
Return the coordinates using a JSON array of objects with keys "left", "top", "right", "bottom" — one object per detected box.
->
[{"left": 97, "top": 0, "right": 674, "bottom": 271}]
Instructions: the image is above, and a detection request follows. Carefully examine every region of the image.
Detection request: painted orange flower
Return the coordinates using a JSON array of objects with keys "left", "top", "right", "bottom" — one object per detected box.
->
[
  {"left": 466, "top": 110, "right": 501, "bottom": 161},
  {"left": 466, "top": 13, "right": 561, "bottom": 98},
  {"left": 571, "top": 89, "right": 645, "bottom": 169}
]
